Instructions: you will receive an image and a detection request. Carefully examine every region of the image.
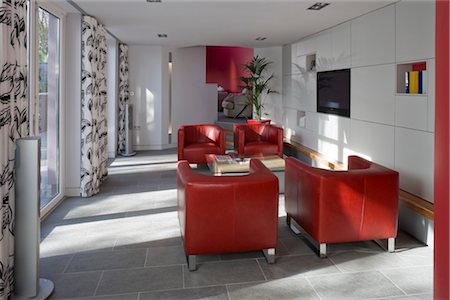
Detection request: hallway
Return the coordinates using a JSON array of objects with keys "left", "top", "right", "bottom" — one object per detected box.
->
[{"left": 40, "top": 150, "right": 433, "bottom": 300}]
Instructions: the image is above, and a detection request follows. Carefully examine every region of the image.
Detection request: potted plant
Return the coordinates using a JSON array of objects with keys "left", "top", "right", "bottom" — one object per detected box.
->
[{"left": 240, "top": 55, "right": 277, "bottom": 121}]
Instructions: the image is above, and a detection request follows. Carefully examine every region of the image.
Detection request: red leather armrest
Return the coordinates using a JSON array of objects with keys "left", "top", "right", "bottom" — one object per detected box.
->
[
  {"left": 236, "top": 126, "right": 246, "bottom": 155},
  {"left": 178, "top": 127, "right": 185, "bottom": 160}
]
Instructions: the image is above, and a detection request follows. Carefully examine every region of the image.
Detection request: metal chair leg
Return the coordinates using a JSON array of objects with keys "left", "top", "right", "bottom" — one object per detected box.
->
[
  {"left": 319, "top": 243, "right": 327, "bottom": 258},
  {"left": 263, "top": 248, "right": 276, "bottom": 264},
  {"left": 188, "top": 255, "right": 197, "bottom": 271},
  {"left": 388, "top": 238, "right": 395, "bottom": 252}
]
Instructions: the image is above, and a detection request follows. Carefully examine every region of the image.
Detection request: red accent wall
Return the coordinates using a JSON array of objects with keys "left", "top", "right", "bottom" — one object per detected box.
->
[
  {"left": 434, "top": 1, "right": 450, "bottom": 299},
  {"left": 206, "top": 46, "right": 254, "bottom": 93}
]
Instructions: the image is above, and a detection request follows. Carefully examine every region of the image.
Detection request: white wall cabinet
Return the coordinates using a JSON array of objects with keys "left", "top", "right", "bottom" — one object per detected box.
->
[
  {"left": 351, "top": 5, "right": 395, "bottom": 67},
  {"left": 316, "top": 22, "right": 351, "bottom": 71},
  {"left": 351, "top": 64, "right": 396, "bottom": 125},
  {"left": 396, "top": 0, "right": 435, "bottom": 62},
  {"left": 395, "top": 127, "right": 434, "bottom": 202}
]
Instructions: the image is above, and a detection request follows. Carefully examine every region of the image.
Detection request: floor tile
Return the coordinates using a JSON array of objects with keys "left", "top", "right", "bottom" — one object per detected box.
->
[
  {"left": 66, "top": 293, "right": 139, "bottom": 300},
  {"left": 40, "top": 254, "right": 73, "bottom": 278},
  {"left": 40, "top": 150, "right": 434, "bottom": 300},
  {"left": 382, "top": 266, "right": 433, "bottom": 295},
  {"left": 114, "top": 233, "right": 182, "bottom": 250},
  {"left": 95, "top": 266, "right": 183, "bottom": 295},
  {"left": 228, "top": 278, "right": 320, "bottom": 300},
  {"left": 396, "top": 246, "right": 433, "bottom": 266},
  {"left": 308, "top": 271, "right": 405, "bottom": 300},
  {"left": 258, "top": 254, "right": 341, "bottom": 280},
  {"left": 183, "top": 260, "right": 266, "bottom": 288},
  {"left": 327, "top": 240, "right": 382, "bottom": 253},
  {"left": 40, "top": 236, "right": 116, "bottom": 257},
  {"left": 279, "top": 237, "right": 316, "bottom": 255},
  {"left": 66, "top": 248, "right": 147, "bottom": 273},
  {"left": 328, "top": 250, "right": 411, "bottom": 272},
  {"left": 47, "top": 271, "right": 102, "bottom": 299},
  {"left": 377, "top": 294, "right": 433, "bottom": 300},
  {"left": 139, "top": 286, "right": 228, "bottom": 300},
  {"left": 220, "top": 251, "right": 264, "bottom": 261},
  {"left": 146, "top": 245, "right": 186, "bottom": 266}
]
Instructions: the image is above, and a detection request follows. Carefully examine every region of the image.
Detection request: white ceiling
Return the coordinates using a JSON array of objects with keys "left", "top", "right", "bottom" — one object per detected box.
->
[{"left": 67, "top": 0, "right": 397, "bottom": 47}]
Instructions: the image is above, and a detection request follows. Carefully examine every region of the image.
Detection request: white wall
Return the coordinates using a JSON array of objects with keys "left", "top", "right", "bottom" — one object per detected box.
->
[
  {"left": 171, "top": 46, "right": 217, "bottom": 144},
  {"left": 128, "top": 46, "right": 165, "bottom": 150},
  {"left": 254, "top": 47, "right": 283, "bottom": 125},
  {"left": 282, "top": 1, "right": 435, "bottom": 244},
  {"left": 64, "top": 13, "right": 82, "bottom": 196},
  {"left": 106, "top": 36, "right": 119, "bottom": 158}
]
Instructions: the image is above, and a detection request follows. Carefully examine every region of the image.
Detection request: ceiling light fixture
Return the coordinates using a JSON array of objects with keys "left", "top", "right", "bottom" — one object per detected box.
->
[
  {"left": 308, "top": 2, "right": 330, "bottom": 10},
  {"left": 255, "top": 37, "right": 267, "bottom": 41},
  {"left": 146, "top": 0, "right": 162, "bottom": 2},
  {"left": 157, "top": 33, "right": 168, "bottom": 38}
]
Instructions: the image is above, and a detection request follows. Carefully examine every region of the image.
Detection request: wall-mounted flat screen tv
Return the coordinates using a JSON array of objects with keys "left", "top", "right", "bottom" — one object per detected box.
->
[{"left": 317, "top": 68, "right": 350, "bottom": 118}]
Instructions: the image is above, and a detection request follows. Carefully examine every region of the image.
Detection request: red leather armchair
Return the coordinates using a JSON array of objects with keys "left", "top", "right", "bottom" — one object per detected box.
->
[
  {"left": 177, "top": 159, "right": 279, "bottom": 270},
  {"left": 234, "top": 123, "right": 283, "bottom": 158},
  {"left": 178, "top": 124, "right": 226, "bottom": 164},
  {"left": 285, "top": 156, "right": 399, "bottom": 257}
]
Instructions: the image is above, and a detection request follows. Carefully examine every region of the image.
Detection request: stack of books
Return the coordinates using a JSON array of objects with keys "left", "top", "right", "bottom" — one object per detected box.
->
[{"left": 405, "top": 63, "right": 427, "bottom": 94}]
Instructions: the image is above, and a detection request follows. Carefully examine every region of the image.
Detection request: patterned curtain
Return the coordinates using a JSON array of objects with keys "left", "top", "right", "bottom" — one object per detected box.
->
[
  {"left": 81, "top": 16, "right": 108, "bottom": 197},
  {"left": 117, "top": 43, "right": 128, "bottom": 153},
  {"left": 0, "top": 0, "right": 28, "bottom": 298}
]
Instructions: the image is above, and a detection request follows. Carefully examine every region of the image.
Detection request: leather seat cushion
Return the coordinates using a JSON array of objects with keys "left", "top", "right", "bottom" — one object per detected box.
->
[
  {"left": 244, "top": 142, "right": 279, "bottom": 155},
  {"left": 183, "top": 142, "right": 222, "bottom": 163}
]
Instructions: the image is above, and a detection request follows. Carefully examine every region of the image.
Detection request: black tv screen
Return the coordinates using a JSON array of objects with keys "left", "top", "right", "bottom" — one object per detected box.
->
[{"left": 317, "top": 69, "right": 350, "bottom": 118}]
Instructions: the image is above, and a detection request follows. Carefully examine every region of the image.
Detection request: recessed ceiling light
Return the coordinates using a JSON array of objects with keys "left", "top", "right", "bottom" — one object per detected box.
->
[
  {"left": 256, "top": 37, "right": 267, "bottom": 41},
  {"left": 157, "top": 34, "right": 167, "bottom": 38},
  {"left": 146, "top": 0, "right": 161, "bottom": 2},
  {"left": 308, "top": 2, "right": 330, "bottom": 10}
]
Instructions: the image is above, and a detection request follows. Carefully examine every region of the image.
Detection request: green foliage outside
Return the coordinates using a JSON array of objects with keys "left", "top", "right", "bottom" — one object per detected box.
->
[{"left": 39, "top": 9, "right": 48, "bottom": 93}]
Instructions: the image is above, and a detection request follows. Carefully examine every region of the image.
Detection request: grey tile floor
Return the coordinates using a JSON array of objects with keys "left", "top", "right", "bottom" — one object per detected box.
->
[{"left": 40, "top": 149, "right": 434, "bottom": 300}]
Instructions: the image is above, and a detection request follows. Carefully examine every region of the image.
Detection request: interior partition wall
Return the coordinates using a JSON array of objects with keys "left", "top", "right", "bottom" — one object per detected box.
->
[{"left": 434, "top": 0, "right": 449, "bottom": 298}]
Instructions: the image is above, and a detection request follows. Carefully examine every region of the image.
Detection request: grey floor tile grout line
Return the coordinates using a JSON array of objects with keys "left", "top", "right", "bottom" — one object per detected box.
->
[
  {"left": 255, "top": 258, "right": 268, "bottom": 281},
  {"left": 61, "top": 254, "right": 75, "bottom": 274},
  {"left": 143, "top": 248, "right": 149, "bottom": 266},
  {"left": 92, "top": 270, "right": 105, "bottom": 297},
  {"left": 370, "top": 291, "right": 433, "bottom": 299},
  {"left": 182, "top": 264, "right": 185, "bottom": 289},
  {"left": 132, "top": 284, "right": 229, "bottom": 297},
  {"left": 378, "top": 269, "right": 409, "bottom": 296},
  {"left": 305, "top": 277, "right": 324, "bottom": 300},
  {"left": 326, "top": 256, "right": 345, "bottom": 274},
  {"left": 225, "top": 284, "right": 232, "bottom": 300}
]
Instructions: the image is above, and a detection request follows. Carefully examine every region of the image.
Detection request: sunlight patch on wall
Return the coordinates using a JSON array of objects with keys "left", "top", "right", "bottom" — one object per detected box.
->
[
  {"left": 318, "top": 114, "right": 339, "bottom": 141},
  {"left": 318, "top": 138, "right": 339, "bottom": 161}
]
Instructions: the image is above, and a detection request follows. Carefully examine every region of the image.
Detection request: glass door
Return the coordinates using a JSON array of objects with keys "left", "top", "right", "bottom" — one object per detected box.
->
[{"left": 37, "top": 7, "right": 60, "bottom": 209}]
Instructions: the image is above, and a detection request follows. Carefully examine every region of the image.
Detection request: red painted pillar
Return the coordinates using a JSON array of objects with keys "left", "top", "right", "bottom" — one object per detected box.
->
[{"left": 434, "top": 1, "right": 450, "bottom": 299}]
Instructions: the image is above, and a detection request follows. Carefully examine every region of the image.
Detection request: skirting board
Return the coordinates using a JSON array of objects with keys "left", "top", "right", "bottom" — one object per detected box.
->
[
  {"left": 65, "top": 187, "right": 81, "bottom": 197},
  {"left": 399, "top": 202, "right": 434, "bottom": 247},
  {"left": 133, "top": 144, "right": 176, "bottom": 151}
]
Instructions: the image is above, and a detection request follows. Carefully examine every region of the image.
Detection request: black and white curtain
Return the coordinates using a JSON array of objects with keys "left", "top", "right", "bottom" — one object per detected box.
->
[
  {"left": 81, "top": 16, "right": 108, "bottom": 197},
  {"left": 0, "top": 0, "right": 28, "bottom": 298},
  {"left": 117, "top": 43, "right": 128, "bottom": 153}
]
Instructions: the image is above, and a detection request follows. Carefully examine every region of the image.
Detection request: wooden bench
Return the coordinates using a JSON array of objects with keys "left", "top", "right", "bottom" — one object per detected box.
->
[{"left": 284, "top": 139, "right": 434, "bottom": 220}]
